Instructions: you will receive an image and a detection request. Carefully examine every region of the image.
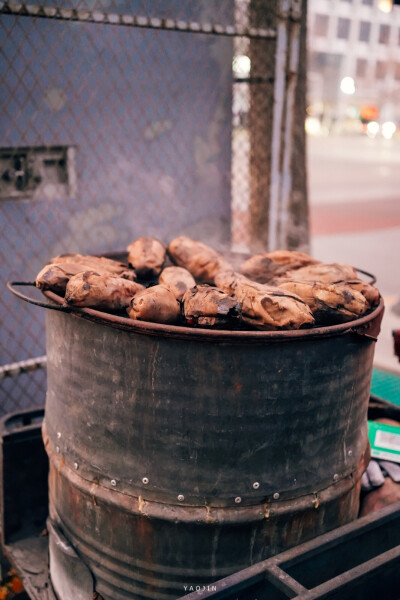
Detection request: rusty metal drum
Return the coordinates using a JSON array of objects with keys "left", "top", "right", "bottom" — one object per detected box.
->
[{"left": 34, "top": 290, "right": 383, "bottom": 600}]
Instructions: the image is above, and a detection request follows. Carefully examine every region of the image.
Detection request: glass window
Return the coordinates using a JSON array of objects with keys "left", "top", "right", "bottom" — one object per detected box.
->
[
  {"left": 379, "top": 24, "right": 390, "bottom": 44},
  {"left": 337, "top": 18, "right": 351, "bottom": 40},
  {"left": 356, "top": 58, "right": 368, "bottom": 78},
  {"left": 376, "top": 61, "right": 387, "bottom": 79},
  {"left": 359, "top": 21, "right": 371, "bottom": 42},
  {"left": 313, "top": 14, "right": 329, "bottom": 37}
]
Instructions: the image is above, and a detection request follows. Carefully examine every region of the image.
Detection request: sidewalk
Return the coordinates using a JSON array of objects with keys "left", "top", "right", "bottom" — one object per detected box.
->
[{"left": 311, "top": 222, "right": 400, "bottom": 376}]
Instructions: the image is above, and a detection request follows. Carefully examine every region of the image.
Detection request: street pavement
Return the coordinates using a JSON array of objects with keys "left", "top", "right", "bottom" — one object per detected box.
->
[{"left": 307, "top": 133, "right": 400, "bottom": 375}]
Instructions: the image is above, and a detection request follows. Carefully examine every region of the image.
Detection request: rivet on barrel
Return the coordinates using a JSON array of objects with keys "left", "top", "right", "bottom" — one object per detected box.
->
[
  {"left": 57, "top": 432, "right": 61, "bottom": 439},
  {"left": 142, "top": 477, "right": 149, "bottom": 485},
  {"left": 235, "top": 497, "right": 242, "bottom": 504},
  {"left": 348, "top": 450, "right": 353, "bottom": 456},
  {"left": 253, "top": 482, "right": 260, "bottom": 489},
  {"left": 74, "top": 462, "right": 79, "bottom": 470},
  {"left": 333, "top": 474, "right": 339, "bottom": 481},
  {"left": 111, "top": 479, "right": 117, "bottom": 487},
  {"left": 178, "top": 494, "right": 184, "bottom": 502},
  {"left": 273, "top": 492, "right": 280, "bottom": 500}
]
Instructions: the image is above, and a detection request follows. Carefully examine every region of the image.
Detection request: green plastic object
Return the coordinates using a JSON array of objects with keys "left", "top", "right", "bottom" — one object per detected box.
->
[
  {"left": 371, "top": 368, "right": 400, "bottom": 407},
  {"left": 368, "top": 420, "right": 400, "bottom": 463}
]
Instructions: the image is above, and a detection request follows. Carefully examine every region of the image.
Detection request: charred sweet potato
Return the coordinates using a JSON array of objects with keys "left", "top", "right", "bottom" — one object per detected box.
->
[
  {"left": 167, "top": 236, "right": 232, "bottom": 284},
  {"left": 65, "top": 271, "right": 144, "bottom": 310},
  {"left": 275, "top": 279, "right": 369, "bottom": 325},
  {"left": 36, "top": 262, "right": 89, "bottom": 294},
  {"left": 239, "top": 250, "right": 319, "bottom": 283},
  {"left": 126, "top": 237, "right": 166, "bottom": 279},
  {"left": 182, "top": 285, "right": 241, "bottom": 328},
  {"left": 50, "top": 253, "right": 136, "bottom": 280},
  {"left": 284, "top": 262, "right": 358, "bottom": 284},
  {"left": 158, "top": 266, "right": 196, "bottom": 300},
  {"left": 127, "top": 284, "right": 180, "bottom": 324},
  {"left": 338, "top": 279, "right": 380, "bottom": 308},
  {"left": 215, "top": 271, "right": 314, "bottom": 330}
]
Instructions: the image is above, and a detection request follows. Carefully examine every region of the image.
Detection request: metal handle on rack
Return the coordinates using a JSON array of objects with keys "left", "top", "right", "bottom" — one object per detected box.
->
[
  {"left": 7, "top": 281, "right": 72, "bottom": 312},
  {"left": 355, "top": 267, "right": 376, "bottom": 285}
]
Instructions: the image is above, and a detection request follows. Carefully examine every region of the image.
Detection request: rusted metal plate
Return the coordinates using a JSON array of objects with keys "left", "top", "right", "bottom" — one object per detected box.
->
[{"left": 3, "top": 536, "right": 56, "bottom": 600}]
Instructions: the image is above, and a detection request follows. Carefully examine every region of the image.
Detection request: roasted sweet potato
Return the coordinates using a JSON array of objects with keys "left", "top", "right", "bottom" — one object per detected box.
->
[
  {"left": 158, "top": 266, "right": 196, "bottom": 300},
  {"left": 36, "top": 262, "right": 89, "bottom": 294},
  {"left": 239, "top": 250, "right": 319, "bottom": 283},
  {"left": 214, "top": 271, "right": 314, "bottom": 330},
  {"left": 284, "top": 262, "right": 358, "bottom": 284},
  {"left": 275, "top": 279, "right": 369, "bottom": 324},
  {"left": 127, "top": 284, "right": 180, "bottom": 324},
  {"left": 182, "top": 285, "right": 241, "bottom": 328},
  {"left": 126, "top": 237, "right": 166, "bottom": 279},
  {"left": 338, "top": 279, "right": 380, "bottom": 308},
  {"left": 50, "top": 253, "right": 136, "bottom": 280},
  {"left": 65, "top": 271, "right": 144, "bottom": 310},
  {"left": 167, "top": 236, "right": 232, "bottom": 284}
]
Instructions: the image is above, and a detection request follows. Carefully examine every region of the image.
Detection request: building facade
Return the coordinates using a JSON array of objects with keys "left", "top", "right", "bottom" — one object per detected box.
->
[{"left": 308, "top": 0, "right": 400, "bottom": 128}]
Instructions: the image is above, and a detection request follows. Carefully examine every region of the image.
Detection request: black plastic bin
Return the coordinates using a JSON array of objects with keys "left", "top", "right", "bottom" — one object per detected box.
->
[{"left": 179, "top": 500, "right": 400, "bottom": 600}]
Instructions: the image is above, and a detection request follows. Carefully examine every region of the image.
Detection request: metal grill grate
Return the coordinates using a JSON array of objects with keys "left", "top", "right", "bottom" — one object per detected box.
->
[{"left": 0, "top": 0, "right": 308, "bottom": 414}]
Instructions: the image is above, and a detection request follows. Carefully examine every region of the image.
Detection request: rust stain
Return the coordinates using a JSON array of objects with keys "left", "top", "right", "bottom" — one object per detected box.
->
[
  {"left": 264, "top": 503, "right": 270, "bottom": 519},
  {"left": 234, "top": 381, "right": 243, "bottom": 393},
  {"left": 205, "top": 504, "right": 214, "bottom": 523},
  {"left": 133, "top": 510, "right": 156, "bottom": 596},
  {"left": 138, "top": 495, "right": 146, "bottom": 514},
  {"left": 57, "top": 456, "right": 65, "bottom": 474},
  {"left": 312, "top": 493, "right": 320, "bottom": 509}
]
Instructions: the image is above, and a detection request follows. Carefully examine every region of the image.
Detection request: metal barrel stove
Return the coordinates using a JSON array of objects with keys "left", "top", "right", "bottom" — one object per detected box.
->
[{"left": 9, "top": 281, "right": 384, "bottom": 600}]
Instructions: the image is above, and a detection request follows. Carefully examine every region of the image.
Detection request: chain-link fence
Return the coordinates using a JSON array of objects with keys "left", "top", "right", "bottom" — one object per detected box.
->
[{"left": 0, "top": 0, "right": 307, "bottom": 415}]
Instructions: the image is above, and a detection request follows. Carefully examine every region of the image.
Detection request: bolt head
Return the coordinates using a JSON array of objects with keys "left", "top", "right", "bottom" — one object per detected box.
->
[
  {"left": 142, "top": 477, "right": 149, "bottom": 485},
  {"left": 273, "top": 492, "right": 280, "bottom": 500},
  {"left": 177, "top": 494, "right": 184, "bottom": 502},
  {"left": 111, "top": 479, "right": 117, "bottom": 486},
  {"left": 253, "top": 482, "right": 260, "bottom": 490},
  {"left": 235, "top": 496, "right": 242, "bottom": 504}
]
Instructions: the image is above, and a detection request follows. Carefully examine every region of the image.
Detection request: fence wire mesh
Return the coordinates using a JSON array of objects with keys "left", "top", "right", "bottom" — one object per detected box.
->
[{"left": 0, "top": 1, "right": 300, "bottom": 414}]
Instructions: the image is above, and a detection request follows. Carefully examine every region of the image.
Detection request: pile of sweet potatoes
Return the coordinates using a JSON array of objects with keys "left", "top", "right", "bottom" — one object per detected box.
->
[{"left": 35, "top": 236, "right": 380, "bottom": 330}]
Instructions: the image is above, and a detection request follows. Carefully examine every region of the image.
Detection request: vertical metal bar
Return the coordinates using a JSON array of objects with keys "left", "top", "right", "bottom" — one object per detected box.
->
[
  {"left": 231, "top": 0, "right": 251, "bottom": 251},
  {"left": 277, "top": 0, "right": 302, "bottom": 248},
  {"left": 268, "top": 0, "right": 290, "bottom": 250},
  {"left": 269, "top": 0, "right": 303, "bottom": 250}
]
